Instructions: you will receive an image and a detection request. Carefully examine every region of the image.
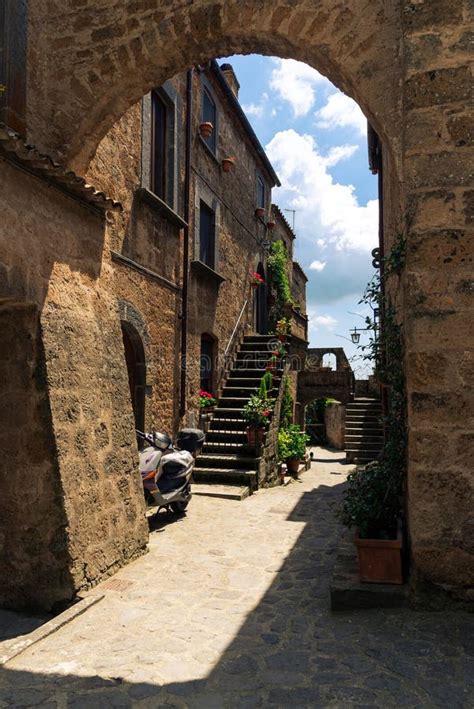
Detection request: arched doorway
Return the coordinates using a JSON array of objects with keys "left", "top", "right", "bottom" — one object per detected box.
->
[
  {"left": 121, "top": 322, "right": 146, "bottom": 432},
  {"left": 255, "top": 262, "right": 267, "bottom": 335}
]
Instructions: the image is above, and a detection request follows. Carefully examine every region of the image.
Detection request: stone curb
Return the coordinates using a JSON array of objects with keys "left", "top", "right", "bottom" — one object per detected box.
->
[{"left": 0, "top": 594, "right": 104, "bottom": 666}]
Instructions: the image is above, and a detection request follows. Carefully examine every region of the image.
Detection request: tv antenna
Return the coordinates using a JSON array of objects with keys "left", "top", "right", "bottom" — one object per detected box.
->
[{"left": 284, "top": 208, "right": 297, "bottom": 231}]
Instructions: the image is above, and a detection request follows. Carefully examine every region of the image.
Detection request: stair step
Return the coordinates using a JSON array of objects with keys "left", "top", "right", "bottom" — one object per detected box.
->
[
  {"left": 217, "top": 398, "right": 249, "bottom": 409},
  {"left": 225, "top": 377, "right": 262, "bottom": 387},
  {"left": 210, "top": 419, "right": 247, "bottom": 431},
  {"left": 193, "top": 468, "right": 258, "bottom": 488},
  {"left": 345, "top": 441, "right": 383, "bottom": 450},
  {"left": 212, "top": 408, "right": 247, "bottom": 418},
  {"left": 222, "top": 386, "right": 259, "bottom": 397},
  {"left": 207, "top": 430, "right": 247, "bottom": 443},
  {"left": 240, "top": 342, "right": 276, "bottom": 352},
  {"left": 192, "top": 483, "right": 251, "bottom": 501},
  {"left": 345, "top": 433, "right": 384, "bottom": 440},
  {"left": 195, "top": 454, "right": 260, "bottom": 470},
  {"left": 203, "top": 442, "right": 259, "bottom": 454},
  {"left": 243, "top": 335, "right": 275, "bottom": 342},
  {"left": 230, "top": 367, "right": 272, "bottom": 377}
]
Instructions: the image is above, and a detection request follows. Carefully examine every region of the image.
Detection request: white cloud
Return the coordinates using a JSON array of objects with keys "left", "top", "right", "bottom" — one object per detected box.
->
[
  {"left": 324, "top": 144, "right": 359, "bottom": 167},
  {"left": 270, "top": 59, "right": 330, "bottom": 118},
  {"left": 310, "top": 260, "right": 327, "bottom": 272},
  {"left": 242, "top": 102, "right": 264, "bottom": 118},
  {"left": 266, "top": 129, "right": 378, "bottom": 253},
  {"left": 312, "top": 314, "right": 337, "bottom": 330},
  {"left": 316, "top": 92, "right": 367, "bottom": 136}
]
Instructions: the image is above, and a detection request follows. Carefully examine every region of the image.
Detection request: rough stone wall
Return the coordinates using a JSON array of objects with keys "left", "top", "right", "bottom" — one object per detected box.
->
[
  {"left": 0, "top": 159, "right": 148, "bottom": 609},
  {"left": 1, "top": 0, "right": 472, "bottom": 599},
  {"left": 401, "top": 0, "right": 474, "bottom": 598},
  {"left": 325, "top": 402, "right": 346, "bottom": 450},
  {"left": 86, "top": 100, "right": 183, "bottom": 435},
  {"left": 186, "top": 66, "right": 275, "bottom": 420},
  {"left": 0, "top": 303, "right": 73, "bottom": 610},
  {"left": 24, "top": 1, "right": 403, "bottom": 174}
]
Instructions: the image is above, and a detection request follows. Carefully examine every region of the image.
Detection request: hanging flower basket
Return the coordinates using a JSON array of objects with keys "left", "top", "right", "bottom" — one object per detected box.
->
[
  {"left": 255, "top": 207, "right": 266, "bottom": 219},
  {"left": 222, "top": 156, "right": 235, "bottom": 173},
  {"left": 199, "top": 122, "right": 214, "bottom": 139},
  {"left": 249, "top": 271, "right": 265, "bottom": 288}
]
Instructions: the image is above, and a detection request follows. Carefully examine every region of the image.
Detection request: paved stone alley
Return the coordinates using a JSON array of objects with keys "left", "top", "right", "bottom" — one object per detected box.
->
[{"left": 1, "top": 448, "right": 473, "bottom": 708}]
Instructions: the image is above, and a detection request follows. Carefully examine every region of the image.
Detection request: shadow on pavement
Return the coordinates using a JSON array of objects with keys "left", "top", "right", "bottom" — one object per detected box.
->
[{"left": 1, "top": 479, "right": 473, "bottom": 707}]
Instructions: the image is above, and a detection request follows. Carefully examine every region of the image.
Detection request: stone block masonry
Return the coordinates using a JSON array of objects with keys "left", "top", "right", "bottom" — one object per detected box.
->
[
  {"left": 0, "top": 0, "right": 472, "bottom": 603},
  {"left": 0, "top": 158, "right": 148, "bottom": 610}
]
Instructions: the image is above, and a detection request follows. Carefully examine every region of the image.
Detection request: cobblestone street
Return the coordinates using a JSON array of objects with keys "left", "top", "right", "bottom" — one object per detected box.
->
[{"left": 1, "top": 449, "right": 473, "bottom": 707}]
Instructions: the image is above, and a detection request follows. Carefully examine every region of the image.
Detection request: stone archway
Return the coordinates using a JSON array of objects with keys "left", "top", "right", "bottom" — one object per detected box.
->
[
  {"left": 21, "top": 0, "right": 403, "bottom": 173},
  {"left": 0, "top": 0, "right": 472, "bottom": 602}
]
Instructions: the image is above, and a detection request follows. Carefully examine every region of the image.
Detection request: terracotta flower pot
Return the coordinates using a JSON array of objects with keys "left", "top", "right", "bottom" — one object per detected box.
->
[
  {"left": 246, "top": 426, "right": 265, "bottom": 445},
  {"left": 255, "top": 207, "right": 266, "bottom": 218},
  {"left": 199, "top": 121, "right": 214, "bottom": 139},
  {"left": 222, "top": 157, "right": 235, "bottom": 173},
  {"left": 354, "top": 525, "right": 403, "bottom": 584},
  {"left": 286, "top": 458, "right": 300, "bottom": 475}
]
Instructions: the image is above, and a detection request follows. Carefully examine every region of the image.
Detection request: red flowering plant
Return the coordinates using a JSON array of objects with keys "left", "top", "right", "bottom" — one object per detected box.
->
[
  {"left": 249, "top": 271, "right": 265, "bottom": 287},
  {"left": 199, "top": 390, "right": 217, "bottom": 409},
  {"left": 242, "top": 395, "right": 272, "bottom": 428}
]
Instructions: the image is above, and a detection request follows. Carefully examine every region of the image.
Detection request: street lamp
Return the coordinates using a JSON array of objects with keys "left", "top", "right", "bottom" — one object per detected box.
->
[{"left": 350, "top": 328, "right": 361, "bottom": 344}]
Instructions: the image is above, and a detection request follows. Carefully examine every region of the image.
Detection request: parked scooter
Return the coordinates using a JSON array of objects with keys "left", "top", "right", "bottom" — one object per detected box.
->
[{"left": 136, "top": 428, "right": 205, "bottom": 515}]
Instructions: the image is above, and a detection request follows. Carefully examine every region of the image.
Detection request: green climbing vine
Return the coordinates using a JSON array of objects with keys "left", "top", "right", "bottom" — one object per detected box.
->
[
  {"left": 267, "top": 240, "right": 293, "bottom": 328},
  {"left": 341, "top": 234, "right": 407, "bottom": 538}
]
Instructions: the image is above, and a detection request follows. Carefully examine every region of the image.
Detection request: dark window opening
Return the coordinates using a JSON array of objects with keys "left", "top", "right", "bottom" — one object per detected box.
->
[
  {"left": 199, "top": 201, "right": 216, "bottom": 269},
  {"left": 202, "top": 87, "right": 217, "bottom": 153},
  {"left": 200, "top": 334, "right": 216, "bottom": 393},
  {"left": 121, "top": 322, "right": 146, "bottom": 433},
  {"left": 151, "top": 91, "right": 167, "bottom": 200},
  {"left": 257, "top": 175, "right": 265, "bottom": 209}
]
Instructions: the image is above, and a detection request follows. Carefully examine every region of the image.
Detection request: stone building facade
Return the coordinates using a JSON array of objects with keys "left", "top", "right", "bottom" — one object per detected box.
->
[
  {"left": 0, "top": 61, "right": 287, "bottom": 609},
  {"left": 0, "top": 0, "right": 473, "bottom": 605}
]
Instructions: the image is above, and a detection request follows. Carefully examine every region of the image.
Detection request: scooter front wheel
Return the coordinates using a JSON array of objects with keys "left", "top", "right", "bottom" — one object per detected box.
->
[{"left": 170, "top": 500, "right": 189, "bottom": 515}]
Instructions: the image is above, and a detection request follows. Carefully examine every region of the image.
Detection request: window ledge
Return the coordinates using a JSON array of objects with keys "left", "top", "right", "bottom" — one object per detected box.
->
[
  {"left": 191, "top": 260, "right": 226, "bottom": 285},
  {"left": 136, "top": 188, "right": 187, "bottom": 229},
  {"left": 198, "top": 135, "right": 220, "bottom": 165}
]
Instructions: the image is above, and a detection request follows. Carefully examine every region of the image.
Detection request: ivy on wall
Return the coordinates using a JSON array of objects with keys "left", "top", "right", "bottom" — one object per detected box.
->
[
  {"left": 341, "top": 235, "right": 408, "bottom": 537},
  {"left": 267, "top": 240, "right": 293, "bottom": 328}
]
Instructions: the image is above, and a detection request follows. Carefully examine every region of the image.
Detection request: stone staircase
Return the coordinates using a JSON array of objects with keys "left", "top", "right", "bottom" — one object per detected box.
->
[
  {"left": 345, "top": 397, "right": 384, "bottom": 465},
  {"left": 194, "top": 334, "right": 280, "bottom": 492}
]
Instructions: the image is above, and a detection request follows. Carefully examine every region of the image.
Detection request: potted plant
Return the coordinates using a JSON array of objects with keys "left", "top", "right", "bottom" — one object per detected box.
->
[
  {"left": 266, "top": 355, "right": 278, "bottom": 372},
  {"left": 275, "top": 317, "right": 290, "bottom": 342},
  {"left": 199, "top": 121, "right": 214, "bottom": 139},
  {"left": 222, "top": 156, "right": 235, "bottom": 173},
  {"left": 249, "top": 271, "right": 265, "bottom": 289},
  {"left": 266, "top": 219, "right": 276, "bottom": 230},
  {"left": 242, "top": 394, "right": 271, "bottom": 445},
  {"left": 341, "top": 461, "right": 404, "bottom": 584},
  {"left": 278, "top": 424, "right": 310, "bottom": 476},
  {"left": 255, "top": 207, "right": 266, "bottom": 219},
  {"left": 199, "top": 389, "right": 217, "bottom": 413}
]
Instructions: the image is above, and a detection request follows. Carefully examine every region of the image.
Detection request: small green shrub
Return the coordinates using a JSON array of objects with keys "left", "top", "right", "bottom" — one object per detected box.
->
[
  {"left": 278, "top": 424, "right": 309, "bottom": 461},
  {"left": 341, "top": 461, "right": 403, "bottom": 539}
]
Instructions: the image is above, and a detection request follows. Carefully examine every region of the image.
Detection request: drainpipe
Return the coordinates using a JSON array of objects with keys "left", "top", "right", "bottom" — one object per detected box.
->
[{"left": 179, "top": 67, "right": 193, "bottom": 419}]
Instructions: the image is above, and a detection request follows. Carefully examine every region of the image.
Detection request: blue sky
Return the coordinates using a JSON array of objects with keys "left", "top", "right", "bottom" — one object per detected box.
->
[{"left": 222, "top": 55, "right": 379, "bottom": 377}]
